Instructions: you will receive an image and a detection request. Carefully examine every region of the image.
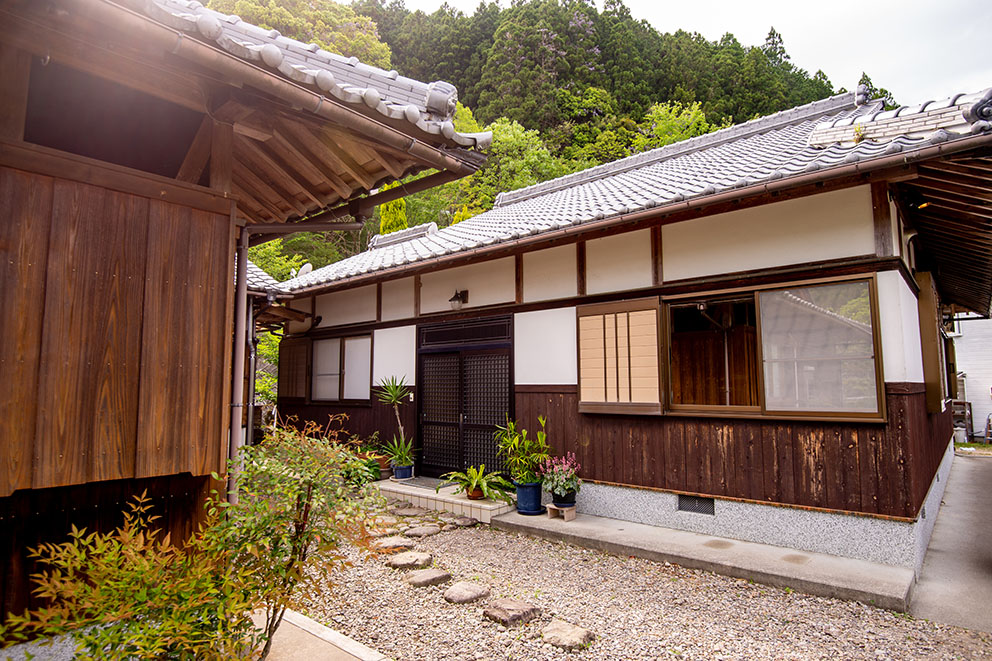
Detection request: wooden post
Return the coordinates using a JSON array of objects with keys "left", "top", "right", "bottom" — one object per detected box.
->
[
  {"left": 576, "top": 241, "right": 586, "bottom": 296},
  {"left": 871, "top": 182, "right": 893, "bottom": 257},
  {"left": 210, "top": 120, "right": 234, "bottom": 193}
]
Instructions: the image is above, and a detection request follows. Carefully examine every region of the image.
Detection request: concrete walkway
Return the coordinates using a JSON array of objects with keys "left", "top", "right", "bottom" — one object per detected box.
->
[
  {"left": 257, "top": 610, "right": 389, "bottom": 660},
  {"left": 493, "top": 510, "right": 915, "bottom": 611},
  {"left": 911, "top": 454, "right": 992, "bottom": 633}
]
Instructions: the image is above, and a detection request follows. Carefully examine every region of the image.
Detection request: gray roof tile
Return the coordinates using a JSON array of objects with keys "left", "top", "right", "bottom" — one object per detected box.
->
[{"left": 281, "top": 86, "right": 992, "bottom": 293}]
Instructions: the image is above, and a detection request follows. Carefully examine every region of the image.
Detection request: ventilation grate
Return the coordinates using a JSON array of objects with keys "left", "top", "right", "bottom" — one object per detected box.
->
[{"left": 677, "top": 495, "right": 715, "bottom": 515}]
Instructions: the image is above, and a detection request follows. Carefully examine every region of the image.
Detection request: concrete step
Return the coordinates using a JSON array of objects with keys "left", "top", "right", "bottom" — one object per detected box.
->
[{"left": 493, "top": 510, "right": 915, "bottom": 612}]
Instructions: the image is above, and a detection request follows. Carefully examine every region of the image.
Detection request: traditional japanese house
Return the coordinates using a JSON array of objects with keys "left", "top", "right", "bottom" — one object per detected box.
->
[
  {"left": 277, "top": 86, "right": 992, "bottom": 574},
  {"left": 0, "top": 0, "right": 487, "bottom": 615}
]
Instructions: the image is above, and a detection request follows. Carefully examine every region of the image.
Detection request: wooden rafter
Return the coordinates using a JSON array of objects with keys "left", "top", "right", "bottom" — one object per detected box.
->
[
  {"left": 277, "top": 121, "right": 354, "bottom": 199},
  {"left": 233, "top": 173, "right": 285, "bottom": 221},
  {"left": 914, "top": 176, "right": 992, "bottom": 203},
  {"left": 240, "top": 139, "right": 323, "bottom": 208},
  {"left": 235, "top": 140, "right": 309, "bottom": 214},
  {"left": 316, "top": 127, "right": 377, "bottom": 190}
]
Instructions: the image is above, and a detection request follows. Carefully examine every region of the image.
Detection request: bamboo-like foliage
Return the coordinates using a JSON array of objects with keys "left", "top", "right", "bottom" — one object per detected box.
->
[{"left": 494, "top": 415, "right": 553, "bottom": 484}]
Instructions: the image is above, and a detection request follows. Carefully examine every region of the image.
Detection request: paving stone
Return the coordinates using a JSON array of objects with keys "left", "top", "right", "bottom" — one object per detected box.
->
[
  {"left": 541, "top": 619, "right": 594, "bottom": 650},
  {"left": 444, "top": 581, "right": 490, "bottom": 604},
  {"left": 385, "top": 551, "right": 433, "bottom": 569},
  {"left": 375, "top": 515, "right": 399, "bottom": 526},
  {"left": 453, "top": 516, "right": 479, "bottom": 527},
  {"left": 404, "top": 568, "right": 451, "bottom": 587},
  {"left": 370, "top": 527, "right": 400, "bottom": 538},
  {"left": 406, "top": 524, "right": 441, "bottom": 538},
  {"left": 372, "top": 535, "right": 415, "bottom": 551},
  {"left": 483, "top": 599, "right": 540, "bottom": 627},
  {"left": 391, "top": 506, "right": 428, "bottom": 517},
  {"left": 442, "top": 524, "right": 458, "bottom": 532}
]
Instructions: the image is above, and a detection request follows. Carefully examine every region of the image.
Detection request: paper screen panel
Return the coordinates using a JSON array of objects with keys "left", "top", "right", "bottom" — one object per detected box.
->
[{"left": 579, "top": 314, "right": 605, "bottom": 401}]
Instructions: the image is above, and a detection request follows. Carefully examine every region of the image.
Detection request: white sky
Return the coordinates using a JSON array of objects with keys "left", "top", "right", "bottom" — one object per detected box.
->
[{"left": 391, "top": 0, "right": 992, "bottom": 105}]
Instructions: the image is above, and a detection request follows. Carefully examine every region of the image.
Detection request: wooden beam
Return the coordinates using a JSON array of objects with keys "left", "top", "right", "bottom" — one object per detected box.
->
[
  {"left": 176, "top": 115, "right": 212, "bottom": 184},
  {"left": 576, "top": 241, "right": 586, "bottom": 296},
  {"left": 651, "top": 225, "right": 663, "bottom": 285},
  {"left": 871, "top": 182, "right": 893, "bottom": 257},
  {"left": 368, "top": 148, "right": 406, "bottom": 180},
  {"left": 236, "top": 141, "right": 308, "bottom": 215},
  {"left": 921, "top": 160, "right": 992, "bottom": 180},
  {"left": 232, "top": 176, "right": 283, "bottom": 222},
  {"left": 515, "top": 253, "right": 524, "bottom": 304},
  {"left": 241, "top": 140, "right": 322, "bottom": 208},
  {"left": 915, "top": 175, "right": 992, "bottom": 202},
  {"left": 318, "top": 128, "right": 377, "bottom": 189},
  {"left": 376, "top": 282, "right": 382, "bottom": 322},
  {"left": 210, "top": 120, "right": 234, "bottom": 193},
  {"left": 0, "top": 43, "right": 31, "bottom": 141},
  {"left": 272, "top": 123, "right": 351, "bottom": 199},
  {"left": 414, "top": 274, "right": 421, "bottom": 317}
]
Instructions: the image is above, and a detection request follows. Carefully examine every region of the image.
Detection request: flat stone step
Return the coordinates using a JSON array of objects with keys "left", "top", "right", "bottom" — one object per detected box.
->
[
  {"left": 483, "top": 598, "right": 540, "bottom": 627},
  {"left": 404, "top": 568, "right": 451, "bottom": 587},
  {"left": 372, "top": 535, "right": 416, "bottom": 551},
  {"left": 542, "top": 619, "right": 594, "bottom": 650},
  {"left": 386, "top": 551, "right": 432, "bottom": 569},
  {"left": 406, "top": 524, "right": 441, "bottom": 538},
  {"left": 444, "top": 581, "right": 490, "bottom": 604}
]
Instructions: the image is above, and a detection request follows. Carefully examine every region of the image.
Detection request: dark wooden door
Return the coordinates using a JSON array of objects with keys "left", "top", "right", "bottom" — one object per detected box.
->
[{"left": 417, "top": 318, "right": 512, "bottom": 477}]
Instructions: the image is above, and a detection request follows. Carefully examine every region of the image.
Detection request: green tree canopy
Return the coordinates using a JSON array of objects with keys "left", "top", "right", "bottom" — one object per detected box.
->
[{"left": 207, "top": 0, "right": 392, "bottom": 68}]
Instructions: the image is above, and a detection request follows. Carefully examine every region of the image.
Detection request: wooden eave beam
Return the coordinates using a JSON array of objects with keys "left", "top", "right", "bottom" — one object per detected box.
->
[
  {"left": 921, "top": 160, "right": 992, "bottom": 180},
  {"left": 905, "top": 186, "right": 992, "bottom": 218},
  {"left": 235, "top": 141, "right": 309, "bottom": 215},
  {"left": 915, "top": 175, "right": 992, "bottom": 203},
  {"left": 317, "top": 128, "right": 377, "bottom": 190},
  {"left": 274, "top": 122, "right": 352, "bottom": 199},
  {"left": 918, "top": 166, "right": 992, "bottom": 193},
  {"left": 241, "top": 139, "right": 323, "bottom": 208},
  {"left": 176, "top": 115, "right": 212, "bottom": 184},
  {"left": 368, "top": 147, "right": 407, "bottom": 180},
  {"left": 233, "top": 174, "right": 284, "bottom": 221}
]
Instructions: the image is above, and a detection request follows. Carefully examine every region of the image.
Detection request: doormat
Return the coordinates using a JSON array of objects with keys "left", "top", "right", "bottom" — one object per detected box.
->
[{"left": 395, "top": 476, "right": 444, "bottom": 490}]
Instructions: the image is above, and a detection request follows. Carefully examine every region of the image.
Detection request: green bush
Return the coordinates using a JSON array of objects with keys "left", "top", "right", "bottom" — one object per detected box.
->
[{"left": 1, "top": 415, "right": 384, "bottom": 660}]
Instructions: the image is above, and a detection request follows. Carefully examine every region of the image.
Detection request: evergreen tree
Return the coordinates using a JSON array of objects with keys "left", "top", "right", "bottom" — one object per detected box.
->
[
  {"left": 859, "top": 72, "right": 899, "bottom": 110},
  {"left": 377, "top": 182, "right": 409, "bottom": 234}
]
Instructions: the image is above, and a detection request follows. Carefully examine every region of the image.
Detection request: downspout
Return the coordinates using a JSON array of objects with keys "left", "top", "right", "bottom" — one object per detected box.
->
[
  {"left": 228, "top": 228, "right": 249, "bottom": 504},
  {"left": 245, "top": 302, "right": 258, "bottom": 449}
]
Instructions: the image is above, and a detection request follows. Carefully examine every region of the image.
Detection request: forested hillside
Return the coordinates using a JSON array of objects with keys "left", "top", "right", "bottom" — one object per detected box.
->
[{"left": 211, "top": 0, "right": 894, "bottom": 276}]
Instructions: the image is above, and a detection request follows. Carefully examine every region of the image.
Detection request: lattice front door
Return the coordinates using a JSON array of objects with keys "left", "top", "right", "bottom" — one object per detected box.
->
[{"left": 418, "top": 322, "right": 512, "bottom": 478}]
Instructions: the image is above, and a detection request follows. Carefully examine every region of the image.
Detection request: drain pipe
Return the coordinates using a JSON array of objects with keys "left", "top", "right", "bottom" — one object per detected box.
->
[
  {"left": 245, "top": 303, "right": 258, "bottom": 449},
  {"left": 228, "top": 228, "right": 249, "bottom": 503}
]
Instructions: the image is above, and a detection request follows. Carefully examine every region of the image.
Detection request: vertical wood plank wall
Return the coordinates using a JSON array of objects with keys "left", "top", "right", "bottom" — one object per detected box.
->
[
  {"left": 0, "top": 161, "right": 232, "bottom": 495},
  {"left": 515, "top": 383, "right": 951, "bottom": 519}
]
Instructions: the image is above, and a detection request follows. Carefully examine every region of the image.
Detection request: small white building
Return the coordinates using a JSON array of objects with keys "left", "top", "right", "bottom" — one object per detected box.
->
[{"left": 953, "top": 318, "right": 992, "bottom": 439}]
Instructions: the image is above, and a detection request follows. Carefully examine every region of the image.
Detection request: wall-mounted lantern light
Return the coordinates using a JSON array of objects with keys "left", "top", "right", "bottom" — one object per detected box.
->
[{"left": 449, "top": 290, "right": 468, "bottom": 310}]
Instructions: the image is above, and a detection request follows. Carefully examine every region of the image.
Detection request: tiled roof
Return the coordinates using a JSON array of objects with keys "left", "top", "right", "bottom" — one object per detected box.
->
[
  {"left": 122, "top": 0, "right": 491, "bottom": 150},
  {"left": 246, "top": 261, "right": 285, "bottom": 293},
  {"left": 281, "top": 86, "right": 992, "bottom": 293}
]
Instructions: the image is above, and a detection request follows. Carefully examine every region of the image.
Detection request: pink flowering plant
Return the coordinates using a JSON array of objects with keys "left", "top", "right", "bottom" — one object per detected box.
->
[{"left": 539, "top": 452, "right": 582, "bottom": 497}]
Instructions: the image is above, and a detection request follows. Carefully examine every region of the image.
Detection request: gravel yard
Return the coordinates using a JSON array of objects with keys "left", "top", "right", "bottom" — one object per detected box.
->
[{"left": 304, "top": 504, "right": 991, "bottom": 660}]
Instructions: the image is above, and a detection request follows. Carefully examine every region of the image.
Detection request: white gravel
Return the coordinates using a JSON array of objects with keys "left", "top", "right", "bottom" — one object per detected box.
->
[{"left": 303, "top": 505, "right": 991, "bottom": 660}]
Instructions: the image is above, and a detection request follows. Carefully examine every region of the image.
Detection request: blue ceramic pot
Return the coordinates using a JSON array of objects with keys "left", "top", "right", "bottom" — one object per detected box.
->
[
  {"left": 393, "top": 465, "right": 414, "bottom": 480},
  {"left": 514, "top": 481, "right": 544, "bottom": 515}
]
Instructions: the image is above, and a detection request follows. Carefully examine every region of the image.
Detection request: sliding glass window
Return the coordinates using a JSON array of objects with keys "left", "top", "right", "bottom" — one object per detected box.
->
[{"left": 758, "top": 280, "right": 881, "bottom": 415}]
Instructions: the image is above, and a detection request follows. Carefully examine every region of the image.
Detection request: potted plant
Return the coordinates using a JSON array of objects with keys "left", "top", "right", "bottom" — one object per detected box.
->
[
  {"left": 494, "top": 416, "right": 552, "bottom": 515},
  {"left": 435, "top": 464, "right": 515, "bottom": 504},
  {"left": 375, "top": 376, "right": 414, "bottom": 479},
  {"left": 383, "top": 435, "right": 415, "bottom": 480},
  {"left": 540, "top": 452, "right": 582, "bottom": 507}
]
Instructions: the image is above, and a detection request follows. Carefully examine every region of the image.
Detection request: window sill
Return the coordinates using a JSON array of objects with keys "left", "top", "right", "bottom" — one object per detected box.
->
[{"left": 578, "top": 402, "right": 662, "bottom": 416}]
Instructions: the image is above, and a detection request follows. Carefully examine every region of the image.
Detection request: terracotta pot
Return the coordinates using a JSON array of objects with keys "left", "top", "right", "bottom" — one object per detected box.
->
[{"left": 467, "top": 487, "right": 485, "bottom": 500}]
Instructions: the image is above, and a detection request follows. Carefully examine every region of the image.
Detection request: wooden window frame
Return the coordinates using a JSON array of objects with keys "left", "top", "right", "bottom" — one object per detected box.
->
[
  {"left": 276, "top": 337, "right": 309, "bottom": 401},
  {"left": 575, "top": 275, "right": 888, "bottom": 422},
  {"left": 310, "top": 333, "right": 373, "bottom": 405},
  {"left": 576, "top": 297, "right": 663, "bottom": 415},
  {"left": 664, "top": 293, "right": 762, "bottom": 415}
]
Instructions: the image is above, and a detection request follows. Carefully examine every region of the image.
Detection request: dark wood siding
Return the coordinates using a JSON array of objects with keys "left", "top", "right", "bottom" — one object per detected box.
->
[
  {"left": 279, "top": 399, "right": 416, "bottom": 448},
  {"left": 0, "top": 147, "right": 234, "bottom": 496},
  {"left": 0, "top": 474, "right": 213, "bottom": 617},
  {"left": 515, "top": 383, "right": 950, "bottom": 519}
]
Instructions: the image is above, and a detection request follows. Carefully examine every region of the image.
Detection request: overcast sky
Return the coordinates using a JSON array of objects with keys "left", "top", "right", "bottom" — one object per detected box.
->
[{"left": 391, "top": 0, "right": 992, "bottom": 105}]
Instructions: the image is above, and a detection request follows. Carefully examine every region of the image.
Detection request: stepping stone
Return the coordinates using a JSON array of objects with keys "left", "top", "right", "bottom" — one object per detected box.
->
[
  {"left": 372, "top": 535, "right": 415, "bottom": 551},
  {"left": 391, "top": 506, "right": 427, "bottom": 517},
  {"left": 442, "top": 524, "right": 458, "bottom": 532},
  {"left": 386, "top": 551, "right": 432, "bottom": 569},
  {"left": 375, "top": 515, "right": 399, "bottom": 526},
  {"left": 541, "top": 619, "right": 594, "bottom": 650},
  {"left": 404, "top": 568, "right": 451, "bottom": 587},
  {"left": 453, "top": 516, "right": 479, "bottom": 527},
  {"left": 444, "top": 581, "right": 490, "bottom": 604},
  {"left": 483, "top": 599, "right": 540, "bottom": 626},
  {"left": 370, "top": 527, "right": 400, "bottom": 538},
  {"left": 406, "top": 524, "right": 441, "bottom": 538}
]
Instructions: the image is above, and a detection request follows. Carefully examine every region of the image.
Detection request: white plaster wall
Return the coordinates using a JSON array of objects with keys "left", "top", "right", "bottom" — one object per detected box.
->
[
  {"left": 523, "top": 244, "right": 577, "bottom": 302},
  {"left": 315, "top": 285, "right": 376, "bottom": 327},
  {"left": 954, "top": 319, "right": 992, "bottom": 435},
  {"left": 420, "top": 257, "right": 515, "bottom": 313},
  {"left": 287, "top": 297, "right": 310, "bottom": 334},
  {"left": 372, "top": 325, "right": 417, "bottom": 386},
  {"left": 585, "top": 229, "right": 653, "bottom": 295},
  {"left": 381, "top": 277, "right": 415, "bottom": 321},
  {"left": 662, "top": 186, "right": 875, "bottom": 281},
  {"left": 514, "top": 308, "right": 577, "bottom": 385},
  {"left": 876, "top": 270, "right": 925, "bottom": 383}
]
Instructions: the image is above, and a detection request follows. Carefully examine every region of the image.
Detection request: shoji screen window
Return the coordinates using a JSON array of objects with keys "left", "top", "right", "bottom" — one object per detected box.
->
[
  {"left": 312, "top": 335, "right": 372, "bottom": 402},
  {"left": 577, "top": 298, "right": 661, "bottom": 414}
]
